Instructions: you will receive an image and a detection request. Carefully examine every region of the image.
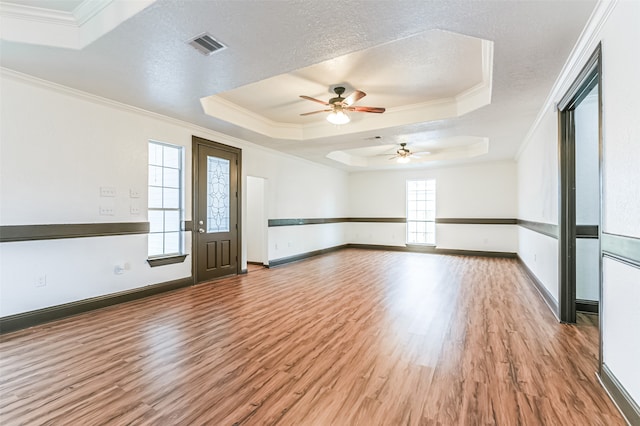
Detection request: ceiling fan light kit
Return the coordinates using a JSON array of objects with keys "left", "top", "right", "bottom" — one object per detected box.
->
[
  {"left": 300, "top": 86, "right": 385, "bottom": 125},
  {"left": 327, "top": 108, "right": 350, "bottom": 125}
]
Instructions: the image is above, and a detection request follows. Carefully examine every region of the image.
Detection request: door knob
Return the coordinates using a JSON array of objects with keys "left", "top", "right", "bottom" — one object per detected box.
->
[{"left": 198, "top": 228, "right": 205, "bottom": 233}]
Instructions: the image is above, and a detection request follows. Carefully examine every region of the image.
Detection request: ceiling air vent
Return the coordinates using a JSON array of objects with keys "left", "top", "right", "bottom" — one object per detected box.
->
[{"left": 188, "top": 33, "right": 226, "bottom": 56}]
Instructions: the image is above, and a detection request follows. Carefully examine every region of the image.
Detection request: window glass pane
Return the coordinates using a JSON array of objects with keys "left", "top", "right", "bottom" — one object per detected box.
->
[
  {"left": 163, "top": 167, "right": 180, "bottom": 189},
  {"left": 207, "top": 156, "right": 230, "bottom": 233},
  {"left": 408, "top": 200, "right": 417, "bottom": 211},
  {"left": 406, "top": 179, "right": 435, "bottom": 245},
  {"left": 163, "top": 146, "right": 180, "bottom": 168},
  {"left": 149, "top": 165, "right": 163, "bottom": 186},
  {"left": 149, "top": 186, "right": 163, "bottom": 208},
  {"left": 148, "top": 141, "right": 183, "bottom": 257},
  {"left": 149, "top": 143, "right": 163, "bottom": 166},
  {"left": 163, "top": 188, "right": 179, "bottom": 209},
  {"left": 164, "top": 232, "right": 180, "bottom": 254},
  {"left": 149, "top": 210, "right": 164, "bottom": 233},
  {"left": 148, "top": 233, "right": 164, "bottom": 256},
  {"left": 164, "top": 210, "right": 180, "bottom": 232}
]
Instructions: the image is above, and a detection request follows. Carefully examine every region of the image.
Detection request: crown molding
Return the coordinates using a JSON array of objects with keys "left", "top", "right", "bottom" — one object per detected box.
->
[
  {"left": 0, "top": 2, "right": 76, "bottom": 25},
  {"left": 0, "top": 0, "right": 154, "bottom": 49},
  {"left": 0, "top": 67, "right": 347, "bottom": 174},
  {"left": 0, "top": 0, "right": 112, "bottom": 27}
]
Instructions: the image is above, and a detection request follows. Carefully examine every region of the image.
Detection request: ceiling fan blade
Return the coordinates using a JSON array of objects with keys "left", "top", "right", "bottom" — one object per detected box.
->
[
  {"left": 300, "top": 95, "right": 329, "bottom": 105},
  {"left": 348, "top": 106, "right": 386, "bottom": 113},
  {"left": 411, "top": 151, "right": 431, "bottom": 157},
  {"left": 300, "top": 109, "right": 332, "bottom": 116},
  {"left": 343, "top": 90, "right": 366, "bottom": 106}
]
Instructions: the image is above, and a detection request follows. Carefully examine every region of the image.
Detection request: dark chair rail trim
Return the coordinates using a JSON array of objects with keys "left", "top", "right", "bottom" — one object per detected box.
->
[
  {"left": 576, "top": 225, "right": 599, "bottom": 239},
  {"left": 436, "top": 218, "right": 517, "bottom": 225},
  {"left": 517, "top": 219, "right": 559, "bottom": 239},
  {"left": 267, "top": 218, "right": 406, "bottom": 227},
  {"left": 0, "top": 222, "right": 150, "bottom": 242},
  {"left": 602, "top": 233, "right": 640, "bottom": 268},
  {"left": 268, "top": 217, "right": 521, "bottom": 227},
  {"left": 0, "top": 277, "right": 193, "bottom": 334}
]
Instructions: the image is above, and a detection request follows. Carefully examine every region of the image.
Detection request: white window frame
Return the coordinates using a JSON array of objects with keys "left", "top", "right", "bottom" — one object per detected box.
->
[
  {"left": 148, "top": 140, "right": 184, "bottom": 259},
  {"left": 406, "top": 179, "right": 436, "bottom": 245}
]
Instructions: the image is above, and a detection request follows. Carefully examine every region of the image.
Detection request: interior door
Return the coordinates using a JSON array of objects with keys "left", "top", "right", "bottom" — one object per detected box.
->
[{"left": 193, "top": 137, "right": 240, "bottom": 282}]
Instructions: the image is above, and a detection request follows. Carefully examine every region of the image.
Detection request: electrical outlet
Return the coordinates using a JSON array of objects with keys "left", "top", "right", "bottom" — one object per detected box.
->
[
  {"left": 100, "top": 186, "right": 116, "bottom": 197},
  {"left": 129, "top": 189, "right": 141, "bottom": 198},
  {"left": 35, "top": 275, "right": 46, "bottom": 287},
  {"left": 130, "top": 205, "right": 140, "bottom": 215},
  {"left": 100, "top": 206, "right": 115, "bottom": 216}
]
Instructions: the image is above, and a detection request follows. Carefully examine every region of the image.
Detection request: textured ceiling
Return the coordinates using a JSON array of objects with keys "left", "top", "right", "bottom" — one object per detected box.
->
[
  {"left": 0, "top": 0, "right": 597, "bottom": 171},
  {"left": 216, "top": 30, "right": 484, "bottom": 123}
]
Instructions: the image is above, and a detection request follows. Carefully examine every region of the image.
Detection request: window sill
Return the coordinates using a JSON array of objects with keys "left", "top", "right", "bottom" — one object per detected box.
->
[{"left": 147, "top": 254, "right": 188, "bottom": 267}]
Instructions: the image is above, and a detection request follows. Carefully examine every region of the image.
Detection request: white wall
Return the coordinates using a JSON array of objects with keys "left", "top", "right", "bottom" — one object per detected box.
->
[
  {"left": 603, "top": 258, "right": 640, "bottom": 405},
  {"left": 246, "top": 176, "right": 266, "bottom": 263},
  {"left": 242, "top": 146, "right": 349, "bottom": 262},
  {"left": 347, "top": 161, "right": 518, "bottom": 252},
  {"left": 0, "top": 71, "right": 348, "bottom": 316},
  {"left": 517, "top": 0, "right": 640, "bottom": 410},
  {"left": 516, "top": 102, "right": 559, "bottom": 302},
  {"left": 599, "top": 1, "right": 640, "bottom": 406}
]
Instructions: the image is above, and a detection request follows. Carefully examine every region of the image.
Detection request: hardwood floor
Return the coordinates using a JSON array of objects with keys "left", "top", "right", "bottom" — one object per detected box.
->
[{"left": 0, "top": 249, "right": 625, "bottom": 425}]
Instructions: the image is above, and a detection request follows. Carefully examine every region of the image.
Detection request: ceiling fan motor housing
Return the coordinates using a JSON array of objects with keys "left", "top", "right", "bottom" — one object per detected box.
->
[{"left": 329, "top": 87, "right": 346, "bottom": 105}]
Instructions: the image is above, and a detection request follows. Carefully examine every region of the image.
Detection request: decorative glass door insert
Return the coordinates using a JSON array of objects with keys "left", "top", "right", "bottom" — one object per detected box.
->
[{"left": 207, "top": 156, "right": 230, "bottom": 233}]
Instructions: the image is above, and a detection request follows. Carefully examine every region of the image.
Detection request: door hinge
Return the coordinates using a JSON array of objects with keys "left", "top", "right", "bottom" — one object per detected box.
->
[
  {"left": 235, "top": 223, "right": 238, "bottom": 229},
  {"left": 235, "top": 191, "right": 238, "bottom": 198}
]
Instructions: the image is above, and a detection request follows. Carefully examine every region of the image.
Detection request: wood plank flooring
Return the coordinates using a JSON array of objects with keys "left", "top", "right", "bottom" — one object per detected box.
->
[{"left": 0, "top": 249, "right": 625, "bottom": 425}]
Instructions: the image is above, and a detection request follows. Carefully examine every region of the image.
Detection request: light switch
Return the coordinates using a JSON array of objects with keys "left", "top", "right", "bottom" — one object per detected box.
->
[
  {"left": 100, "top": 187, "right": 116, "bottom": 197},
  {"left": 99, "top": 206, "right": 115, "bottom": 216}
]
